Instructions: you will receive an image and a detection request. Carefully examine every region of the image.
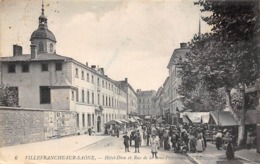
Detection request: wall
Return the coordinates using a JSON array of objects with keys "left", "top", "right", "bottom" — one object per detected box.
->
[
  {"left": 1, "top": 61, "right": 64, "bottom": 109},
  {"left": 0, "top": 107, "right": 77, "bottom": 147}
]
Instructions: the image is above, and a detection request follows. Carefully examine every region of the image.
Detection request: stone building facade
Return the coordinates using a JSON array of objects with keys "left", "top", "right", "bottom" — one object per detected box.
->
[
  {"left": 0, "top": 4, "right": 133, "bottom": 134},
  {"left": 136, "top": 90, "right": 156, "bottom": 117}
]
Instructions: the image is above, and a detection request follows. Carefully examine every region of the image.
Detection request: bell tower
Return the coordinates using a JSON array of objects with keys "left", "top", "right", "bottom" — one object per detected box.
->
[{"left": 30, "top": 0, "right": 57, "bottom": 54}]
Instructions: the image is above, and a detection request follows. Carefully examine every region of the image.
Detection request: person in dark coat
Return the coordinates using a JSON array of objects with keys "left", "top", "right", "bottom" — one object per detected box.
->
[
  {"left": 134, "top": 131, "right": 141, "bottom": 153},
  {"left": 226, "top": 136, "right": 235, "bottom": 160},
  {"left": 130, "top": 131, "right": 135, "bottom": 146},
  {"left": 123, "top": 133, "right": 130, "bottom": 152},
  {"left": 116, "top": 128, "right": 120, "bottom": 138},
  {"left": 147, "top": 132, "right": 150, "bottom": 146}
]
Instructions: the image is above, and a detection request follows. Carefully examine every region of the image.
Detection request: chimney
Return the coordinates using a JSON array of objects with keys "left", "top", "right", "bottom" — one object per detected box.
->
[
  {"left": 180, "top": 43, "right": 187, "bottom": 48},
  {"left": 125, "top": 78, "right": 128, "bottom": 83},
  {"left": 100, "top": 68, "right": 104, "bottom": 75},
  {"left": 13, "top": 45, "right": 23, "bottom": 56},
  {"left": 86, "top": 62, "right": 88, "bottom": 67},
  {"left": 91, "top": 65, "right": 96, "bottom": 69},
  {"left": 30, "top": 44, "right": 37, "bottom": 59}
]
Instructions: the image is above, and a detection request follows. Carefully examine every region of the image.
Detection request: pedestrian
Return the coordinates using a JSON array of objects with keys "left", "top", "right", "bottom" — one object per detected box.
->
[
  {"left": 143, "top": 129, "right": 147, "bottom": 146},
  {"left": 246, "top": 128, "right": 253, "bottom": 149},
  {"left": 171, "top": 131, "right": 177, "bottom": 151},
  {"left": 134, "top": 130, "right": 141, "bottom": 153},
  {"left": 146, "top": 132, "right": 150, "bottom": 146},
  {"left": 123, "top": 132, "right": 130, "bottom": 152},
  {"left": 150, "top": 134, "right": 159, "bottom": 158},
  {"left": 88, "top": 127, "right": 92, "bottom": 136},
  {"left": 196, "top": 135, "right": 204, "bottom": 152},
  {"left": 130, "top": 131, "right": 135, "bottom": 146},
  {"left": 163, "top": 130, "right": 170, "bottom": 150},
  {"left": 188, "top": 133, "right": 196, "bottom": 153},
  {"left": 216, "top": 130, "right": 223, "bottom": 150},
  {"left": 226, "top": 136, "right": 235, "bottom": 160},
  {"left": 116, "top": 127, "right": 120, "bottom": 138}
]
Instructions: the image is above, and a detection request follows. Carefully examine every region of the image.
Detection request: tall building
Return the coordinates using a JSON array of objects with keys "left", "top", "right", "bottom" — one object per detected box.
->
[
  {"left": 136, "top": 90, "right": 156, "bottom": 117},
  {"left": 167, "top": 43, "right": 190, "bottom": 125},
  {"left": 0, "top": 3, "right": 133, "bottom": 134}
]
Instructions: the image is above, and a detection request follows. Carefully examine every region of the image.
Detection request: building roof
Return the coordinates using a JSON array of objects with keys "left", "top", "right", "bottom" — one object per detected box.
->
[
  {"left": 1, "top": 53, "right": 71, "bottom": 62},
  {"left": 30, "top": 27, "right": 56, "bottom": 42},
  {"left": 167, "top": 46, "right": 189, "bottom": 69}
]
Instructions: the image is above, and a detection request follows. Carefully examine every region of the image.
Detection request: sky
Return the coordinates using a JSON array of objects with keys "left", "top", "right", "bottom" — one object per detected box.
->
[{"left": 0, "top": 0, "right": 210, "bottom": 91}]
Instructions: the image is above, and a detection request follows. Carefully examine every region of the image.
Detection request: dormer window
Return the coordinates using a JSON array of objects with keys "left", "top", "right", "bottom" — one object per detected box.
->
[
  {"left": 39, "top": 42, "right": 44, "bottom": 51},
  {"left": 50, "top": 43, "right": 53, "bottom": 53}
]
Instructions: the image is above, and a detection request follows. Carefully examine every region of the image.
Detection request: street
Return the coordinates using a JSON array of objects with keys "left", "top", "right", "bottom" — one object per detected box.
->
[
  {"left": 0, "top": 134, "right": 195, "bottom": 164},
  {"left": 74, "top": 135, "right": 195, "bottom": 164}
]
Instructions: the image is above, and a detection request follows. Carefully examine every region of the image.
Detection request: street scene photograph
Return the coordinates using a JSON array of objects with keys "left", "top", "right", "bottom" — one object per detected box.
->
[{"left": 0, "top": 0, "right": 260, "bottom": 164}]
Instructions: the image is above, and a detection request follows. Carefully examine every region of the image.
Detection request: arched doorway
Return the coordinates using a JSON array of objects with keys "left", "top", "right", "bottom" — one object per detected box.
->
[{"left": 97, "top": 116, "right": 101, "bottom": 132}]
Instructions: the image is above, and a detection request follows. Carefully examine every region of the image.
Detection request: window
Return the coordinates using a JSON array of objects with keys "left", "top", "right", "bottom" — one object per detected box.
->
[
  {"left": 82, "top": 90, "right": 85, "bottom": 103},
  {"left": 8, "top": 64, "right": 16, "bottom": 73},
  {"left": 81, "top": 71, "right": 84, "bottom": 79},
  {"left": 97, "top": 78, "right": 100, "bottom": 86},
  {"left": 102, "top": 80, "right": 104, "bottom": 87},
  {"left": 87, "top": 91, "right": 90, "bottom": 104},
  {"left": 98, "top": 94, "right": 100, "bottom": 105},
  {"left": 75, "top": 68, "right": 78, "bottom": 77},
  {"left": 76, "top": 113, "right": 79, "bottom": 128},
  {"left": 109, "top": 84, "right": 110, "bottom": 90},
  {"left": 87, "top": 114, "right": 91, "bottom": 127},
  {"left": 71, "top": 90, "right": 74, "bottom": 100},
  {"left": 106, "top": 96, "right": 108, "bottom": 106},
  {"left": 91, "top": 75, "right": 94, "bottom": 84},
  {"left": 6, "top": 87, "right": 19, "bottom": 106},
  {"left": 39, "top": 42, "right": 44, "bottom": 51},
  {"left": 82, "top": 114, "right": 85, "bottom": 127},
  {"left": 109, "top": 97, "right": 111, "bottom": 106},
  {"left": 22, "top": 63, "right": 29, "bottom": 72},
  {"left": 55, "top": 63, "right": 62, "bottom": 71},
  {"left": 102, "top": 95, "right": 105, "bottom": 105},
  {"left": 50, "top": 43, "right": 53, "bottom": 52},
  {"left": 87, "top": 73, "right": 89, "bottom": 82},
  {"left": 92, "top": 114, "right": 94, "bottom": 126},
  {"left": 76, "top": 88, "right": 79, "bottom": 102},
  {"left": 105, "top": 82, "right": 107, "bottom": 89},
  {"left": 92, "top": 92, "right": 94, "bottom": 104},
  {"left": 40, "top": 86, "right": 51, "bottom": 104},
  {"left": 41, "top": 63, "right": 48, "bottom": 71}
]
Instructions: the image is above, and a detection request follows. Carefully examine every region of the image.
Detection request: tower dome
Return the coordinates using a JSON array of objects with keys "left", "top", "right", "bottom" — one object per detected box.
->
[{"left": 30, "top": 1, "right": 56, "bottom": 54}]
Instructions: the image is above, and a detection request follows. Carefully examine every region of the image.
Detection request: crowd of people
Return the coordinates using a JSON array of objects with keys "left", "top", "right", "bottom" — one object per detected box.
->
[{"left": 121, "top": 123, "right": 210, "bottom": 157}]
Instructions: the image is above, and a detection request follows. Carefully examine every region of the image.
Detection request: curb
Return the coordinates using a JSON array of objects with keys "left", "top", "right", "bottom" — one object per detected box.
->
[{"left": 208, "top": 142, "right": 254, "bottom": 163}]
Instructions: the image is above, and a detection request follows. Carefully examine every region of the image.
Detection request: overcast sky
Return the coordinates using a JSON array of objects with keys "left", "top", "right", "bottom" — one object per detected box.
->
[{"left": 0, "top": 0, "right": 210, "bottom": 91}]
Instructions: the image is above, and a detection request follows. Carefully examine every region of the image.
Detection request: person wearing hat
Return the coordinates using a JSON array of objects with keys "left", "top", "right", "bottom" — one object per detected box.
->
[
  {"left": 134, "top": 130, "right": 141, "bottom": 153},
  {"left": 150, "top": 134, "right": 159, "bottom": 158},
  {"left": 216, "top": 130, "right": 223, "bottom": 150},
  {"left": 123, "top": 132, "right": 130, "bottom": 152}
]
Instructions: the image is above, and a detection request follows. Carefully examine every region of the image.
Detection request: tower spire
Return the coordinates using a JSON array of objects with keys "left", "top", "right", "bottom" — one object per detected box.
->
[
  {"left": 39, "top": 0, "right": 47, "bottom": 26},
  {"left": 41, "top": 0, "right": 45, "bottom": 16}
]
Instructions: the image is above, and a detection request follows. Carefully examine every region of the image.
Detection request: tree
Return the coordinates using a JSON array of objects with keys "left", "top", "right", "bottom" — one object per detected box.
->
[
  {"left": 0, "top": 84, "right": 19, "bottom": 107},
  {"left": 179, "top": 0, "right": 258, "bottom": 146}
]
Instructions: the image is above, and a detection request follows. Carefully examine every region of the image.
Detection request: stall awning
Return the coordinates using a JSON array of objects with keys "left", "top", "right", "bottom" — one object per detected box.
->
[
  {"left": 144, "top": 116, "right": 151, "bottom": 119},
  {"left": 181, "top": 112, "right": 209, "bottom": 124},
  {"left": 105, "top": 119, "right": 124, "bottom": 125},
  {"left": 182, "top": 115, "right": 192, "bottom": 124},
  {"left": 209, "top": 111, "right": 238, "bottom": 126},
  {"left": 120, "top": 119, "right": 129, "bottom": 123},
  {"left": 133, "top": 116, "right": 141, "bottom": 120},
  {"left": 236, "top": 110, "right": 257, "bottom": 125}
]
